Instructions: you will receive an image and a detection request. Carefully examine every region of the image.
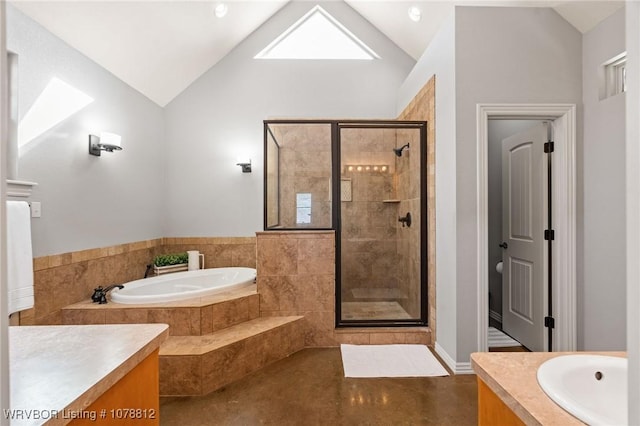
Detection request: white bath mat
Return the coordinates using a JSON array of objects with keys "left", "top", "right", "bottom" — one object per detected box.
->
[
  {"left": 340, "top": 344, "right": 449, "bottom": 378},
  {"left": 488, "top": 327, "right": 521, "bottom": 348}
]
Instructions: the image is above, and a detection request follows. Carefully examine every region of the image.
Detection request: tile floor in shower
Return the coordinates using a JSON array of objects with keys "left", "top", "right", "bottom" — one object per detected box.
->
[
  {"left": 343, "top": 287, "right": 413, "bottom": 320},
  {"left": 342, "top": 301, "right": 412, "bottom": 320}
]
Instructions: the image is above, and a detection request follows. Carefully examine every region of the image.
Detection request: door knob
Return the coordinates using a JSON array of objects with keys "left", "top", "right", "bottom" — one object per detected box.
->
[{"left": 499, "top": 242, "right": 508, "bottom": 249}]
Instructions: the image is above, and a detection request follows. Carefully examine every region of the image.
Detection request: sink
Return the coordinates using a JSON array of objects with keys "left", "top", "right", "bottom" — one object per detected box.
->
[{"left": 537, "top": 354, "right": 627, "bottom": 425}]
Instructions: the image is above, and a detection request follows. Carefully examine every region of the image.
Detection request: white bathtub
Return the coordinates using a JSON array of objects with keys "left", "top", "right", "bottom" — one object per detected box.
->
[{"left": 110, "top": 267, "right": 256, "bottom": 304}]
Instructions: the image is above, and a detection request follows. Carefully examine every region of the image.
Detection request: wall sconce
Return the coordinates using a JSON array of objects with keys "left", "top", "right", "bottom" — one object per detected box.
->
[
  {"left": 89, "top": 132, "right": 122, "bottom": 156},
  {"left": 236, "top": 157, "right": 252, "bottom": 173}
]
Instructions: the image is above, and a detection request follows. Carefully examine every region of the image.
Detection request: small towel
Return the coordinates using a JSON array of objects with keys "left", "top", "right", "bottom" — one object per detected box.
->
[{"left": 6, "top": 201, "right": 34, "bottom": 315}]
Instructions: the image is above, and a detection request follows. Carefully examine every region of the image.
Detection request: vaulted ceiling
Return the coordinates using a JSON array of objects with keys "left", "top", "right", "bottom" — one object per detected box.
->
[{"left": 9, "top": 0, "right": 625, "bottom": 107}]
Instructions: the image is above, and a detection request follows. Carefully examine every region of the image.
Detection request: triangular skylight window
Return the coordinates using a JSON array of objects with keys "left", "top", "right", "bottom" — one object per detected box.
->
[{"left": 255, "top": 5, "right": 379, "bottom": 60}]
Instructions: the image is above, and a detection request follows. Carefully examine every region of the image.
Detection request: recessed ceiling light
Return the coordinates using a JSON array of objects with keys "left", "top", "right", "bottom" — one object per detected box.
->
[
  {"left": 214, "top": 3, "right": 228, "bottom": 18},
  {"left": 408, "top": 6, "right": 422, "bottom": 22}
]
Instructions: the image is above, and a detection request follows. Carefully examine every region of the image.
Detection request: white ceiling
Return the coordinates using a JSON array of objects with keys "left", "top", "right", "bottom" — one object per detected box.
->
[{"left": 9, "top": 0, "right": 625, "bottom": 107}]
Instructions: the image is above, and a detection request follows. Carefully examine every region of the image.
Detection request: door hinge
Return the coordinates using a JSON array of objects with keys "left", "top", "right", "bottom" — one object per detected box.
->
[
  {"left": 544, "top": 141, "right": 555, "bottom": 153},
  {"left": 544, "top": 229, "right": 555, "bottom": 240},
  {"left": 545, "top": 316, "right": 555, "bottom": 329}
]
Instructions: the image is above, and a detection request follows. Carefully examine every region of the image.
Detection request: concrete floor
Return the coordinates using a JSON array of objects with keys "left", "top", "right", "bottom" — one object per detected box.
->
[{"left": 160, "top": 348, "right": 478, "bottom": 425}]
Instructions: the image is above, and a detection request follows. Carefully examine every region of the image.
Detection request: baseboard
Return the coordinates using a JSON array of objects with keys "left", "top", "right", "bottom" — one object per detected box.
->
[
  {"left": 489, "top": 309, "right": 502, "bottom": 323},
  {"left": 434, "top": 342, "right": 474, "bottom": 375}
]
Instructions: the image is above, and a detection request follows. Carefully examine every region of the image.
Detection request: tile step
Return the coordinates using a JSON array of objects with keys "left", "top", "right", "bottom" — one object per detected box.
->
[
  {"left": 160, "top": 316, "right": 304, "bottom": 356},
  {"left": 160, "top": 316, "right": 305, "bottom": 396}
]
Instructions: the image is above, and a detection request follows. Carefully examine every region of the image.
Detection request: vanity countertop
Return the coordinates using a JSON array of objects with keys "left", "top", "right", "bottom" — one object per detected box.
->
[
  {"left": 471, "top": 351, "right": 626, "bottom": 425},
  {"left": 8, "top": 323, "right": 169, "bottom": 426}
]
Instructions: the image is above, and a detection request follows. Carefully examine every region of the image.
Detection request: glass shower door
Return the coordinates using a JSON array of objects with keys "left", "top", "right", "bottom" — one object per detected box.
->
[{"left": 337, "top": 122, "right": 427, "bottom": 325}]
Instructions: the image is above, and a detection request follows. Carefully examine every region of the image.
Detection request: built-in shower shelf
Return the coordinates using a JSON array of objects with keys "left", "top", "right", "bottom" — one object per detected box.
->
[{"left": 382, "top": 199, "right": 401, "bottom": 203}]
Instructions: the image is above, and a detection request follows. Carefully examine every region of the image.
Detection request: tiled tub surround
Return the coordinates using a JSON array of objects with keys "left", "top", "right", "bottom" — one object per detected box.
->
[
  {"left": 61, "top": 264, "right": 303, "bottom": 397},
  {"left": 62, "top": 286, "right": 260, "bottom": 335},
  {"left": 17, "top": 237, "right": 256, "bottom": 326},
  {"left": 22, "top": 239, "right": 164, "bottom": 327},
  {"left": 161, "top": 237, "right": 256, "bottom": 269},
  {"left": 256, "top": 231, "right": 431, "bottom": 346}
]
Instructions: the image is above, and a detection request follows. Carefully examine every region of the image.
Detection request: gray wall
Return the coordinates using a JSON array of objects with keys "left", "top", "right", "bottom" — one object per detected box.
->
[
  {"left": 455, "top": 6, "right": 583, "bottom": 362},
  {"left": 399, "top": 6, "right": 583, "bottom": 365},
  {"left": 581, "top": 7, "right": 626, "bottom": 350},
  {"left": 487, "top": 120, "right": 544, "bottom": 323},
  {"left": 625, "top": 3, "right": 640, "bottom": 423},
  {"left": 397, "top": 12, "right": 457, "bottom": 360},
  {"left": 427, "top": 5, "right": 626, "bottom": 362},
  {"left": 163, "top": 1, "right": 415, "bottom": 237},
  {"left": 8, "top": 5, "right": 165, "bottom": 257}
]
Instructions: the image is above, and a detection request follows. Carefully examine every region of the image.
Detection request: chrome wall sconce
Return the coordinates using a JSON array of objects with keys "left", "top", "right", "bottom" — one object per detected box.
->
[
  {"left": 236, "top": 157, "right": 252, "bottom": 173},
  {"left": 89, "top": 132, "right": 122, "bottom": 156}
]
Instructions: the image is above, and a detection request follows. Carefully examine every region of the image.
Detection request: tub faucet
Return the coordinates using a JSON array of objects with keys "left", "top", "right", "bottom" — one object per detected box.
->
[{"left": 91, "top": 284, "right": 124, "bottom": 304}]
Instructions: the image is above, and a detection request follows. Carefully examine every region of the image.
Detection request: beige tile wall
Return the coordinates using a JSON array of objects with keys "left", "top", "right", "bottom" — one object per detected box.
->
[
  {"left": 18, "top": 237, "right": 256, "bottom": 326},
  {"left": 395, "top": 127, "right": 423, "bottom": 318},
  {"left": 398, "top": 76, "right": 436, "bottom": 339},
  {"left": 340, "top": 128, "right": 399, "bottom": 300},
  {"left": 269, "top": 123, "right": 333, "bottom": 228},
  {"left": 256, "top": 231, "right": 431, "bottom": 346},
  {"left": 256, "top": 231, "right": 336, "bottom": 346},
  {"left": 161, "top": 237, "right": 256, "bottom": 269}
]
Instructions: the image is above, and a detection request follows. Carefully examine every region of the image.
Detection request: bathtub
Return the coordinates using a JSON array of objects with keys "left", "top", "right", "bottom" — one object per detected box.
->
[{"left": 110, "top": 267, "right": 256, "bottom": 304}]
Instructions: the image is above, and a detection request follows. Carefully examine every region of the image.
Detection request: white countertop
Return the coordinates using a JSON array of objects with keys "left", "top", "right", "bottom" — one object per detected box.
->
[{"left": 8, "top": 324, "right": 168, "bottom": 426}]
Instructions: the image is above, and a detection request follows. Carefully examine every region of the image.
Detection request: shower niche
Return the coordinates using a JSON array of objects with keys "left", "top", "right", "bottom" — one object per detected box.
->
[{"left": 264, "top": 120, "right": 427, "bottom": 327}]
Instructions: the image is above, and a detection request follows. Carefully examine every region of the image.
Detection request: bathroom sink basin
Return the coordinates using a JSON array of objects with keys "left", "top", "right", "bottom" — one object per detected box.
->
[{"left": 537, "top": 354, "right": 627, "bottom": 425}]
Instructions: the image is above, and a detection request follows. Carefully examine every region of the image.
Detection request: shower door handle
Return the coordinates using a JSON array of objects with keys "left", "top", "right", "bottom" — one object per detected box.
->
[{"left": 499, "top": 242, "right": 508, "bottom": 249}]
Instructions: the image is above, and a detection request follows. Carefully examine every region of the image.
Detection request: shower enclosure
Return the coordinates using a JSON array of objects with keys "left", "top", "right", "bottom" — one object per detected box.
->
[{"left": 264, "top": 120, "right": 427, "bottom": 326}]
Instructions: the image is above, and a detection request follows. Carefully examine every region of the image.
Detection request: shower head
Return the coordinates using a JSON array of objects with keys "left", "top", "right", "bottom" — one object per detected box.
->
[{"left": 393, "top": 143, "right": 410, "bottom": 157}]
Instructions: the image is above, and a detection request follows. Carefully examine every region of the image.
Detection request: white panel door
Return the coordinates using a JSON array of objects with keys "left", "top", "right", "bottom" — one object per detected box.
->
[{"left": 501, "top": 123, "right": 547, "bottom": 352}]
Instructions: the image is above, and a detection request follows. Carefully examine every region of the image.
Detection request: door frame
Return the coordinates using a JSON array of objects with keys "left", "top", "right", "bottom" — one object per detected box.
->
[{"left": 476, "top": 103, "right": 577, "bottom": 352}]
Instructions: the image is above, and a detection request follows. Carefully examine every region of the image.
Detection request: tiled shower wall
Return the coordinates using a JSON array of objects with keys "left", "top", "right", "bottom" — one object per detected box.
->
[
  {"left": 398, "top": 76, "right": 436, "bottom": 338},
  {"left": 269, "top": 124, "right": 332, "bottom": 228},
  {"left": 14, "top": 237, "right": 256, "bottom": 326},
  {"left": 395, "top": 127, "right": 423, "bottom": 318},
  {"left": 256, "top": 231, "right": 335, "bottom": 346},
  {"left": 256, "top": 231, "right": 430, "bottom": 346},
  {"left": 340, "top": 128, "right": 399, "bottom": 300}
]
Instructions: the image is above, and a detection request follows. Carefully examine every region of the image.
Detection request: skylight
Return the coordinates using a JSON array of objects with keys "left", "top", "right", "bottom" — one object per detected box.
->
[
  {"left": 255, "top": 5, "right": 379, "bottom": 60},
  {"left": 18, "top": 77, "right": 94, "bottom": 154}
]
